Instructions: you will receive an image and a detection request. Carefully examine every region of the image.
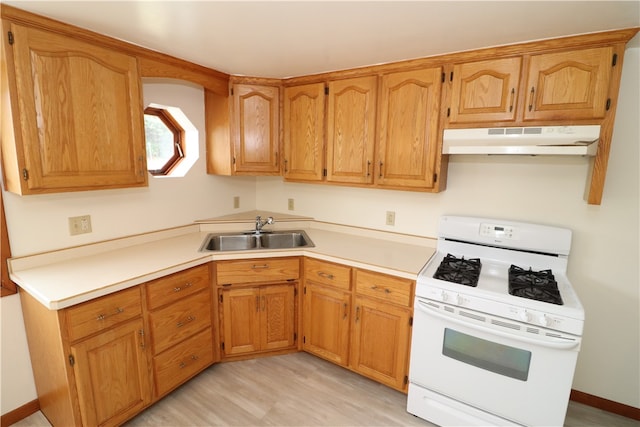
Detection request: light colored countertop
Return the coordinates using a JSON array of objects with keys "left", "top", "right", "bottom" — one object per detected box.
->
[{"left": 9, "top": 211, "right": 436, "bottom": 310}]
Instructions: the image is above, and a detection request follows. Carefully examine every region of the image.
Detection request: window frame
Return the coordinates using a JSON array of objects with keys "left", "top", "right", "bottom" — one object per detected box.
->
[{"left": 143, "top": 106, "right": 186, "bottom": 176}]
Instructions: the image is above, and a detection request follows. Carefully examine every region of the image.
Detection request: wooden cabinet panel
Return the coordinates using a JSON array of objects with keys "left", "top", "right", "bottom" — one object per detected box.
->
[
  {"left": 149, "top": 290, "right": 212, "bottom": 354},
  {"left": 304, "top": 258, "right": 351, "bottom": 290},
  {"left": 355, "top": 270, "right": 412, "bottom": 307},
  {"left": 350, "top": 296, "right": 411, "bottom": 391},
  {"left": 233, "top": 84, "right": 280, "bottom": 174},
  {"left": 524, "top": 47, "right": 613, "bottom": 121},
  {"left": 377, "top": 67, "right": 442, "bottom": 189},
  {"left": 64, "top": 287, "right": 142, "bottom": 342},
  {"left": 283, "top": 83, "right": 325, "bottom": 181},
  {"left": 303, "top": 283, "right": 351, "bottom": 366},
  {"left": 326, "top": 76, "right": 377, "bottom": 184},
  {"left": 260, "top": 284, "right": 296, "bottom": 350},
  {"left": 70, "top": 318, "right": 151, "bottom": 427},
  {"left": 216, "top": 257, "right": 299, "bottom": 285},
  {"left": 220, "top": 287, "right": 261, "bottom": 355},
  {"left": 2, "top": 23, "right": 147, "bottom": 194},
  {"left": 449, "top": 57, "right": 522, "bottom": 123},
  {"left": 153, "top": 328, "right": 214, "bottom": 398},
  {"left": 146, "top": 264, "right": 210, "bottom": 310}
]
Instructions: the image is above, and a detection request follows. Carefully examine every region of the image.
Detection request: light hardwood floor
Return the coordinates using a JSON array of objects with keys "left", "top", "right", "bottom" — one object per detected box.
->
[{"left": 11, "top": 352, "right": 638, "bottom": 427}]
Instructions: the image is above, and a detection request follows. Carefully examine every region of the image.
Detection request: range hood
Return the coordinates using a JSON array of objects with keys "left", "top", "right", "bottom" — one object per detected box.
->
[{"left": 443, "top": 125, "right": 601, "bottom": 156}]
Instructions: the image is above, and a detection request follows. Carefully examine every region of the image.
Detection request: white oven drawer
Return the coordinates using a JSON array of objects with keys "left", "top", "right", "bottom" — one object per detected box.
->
[{"left": 409, "top": 297, "right": 579, "bottom": 426}]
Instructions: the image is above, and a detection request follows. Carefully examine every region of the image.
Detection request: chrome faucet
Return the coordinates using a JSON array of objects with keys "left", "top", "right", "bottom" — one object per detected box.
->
[{"left": 254, "top": 216, "right": 274, "bottom": 234}]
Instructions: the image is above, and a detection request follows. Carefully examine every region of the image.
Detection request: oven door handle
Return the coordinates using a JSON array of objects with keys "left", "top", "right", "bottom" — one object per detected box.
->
[{"left": 416, "top": 300, "right": 580, "bottom": 350}]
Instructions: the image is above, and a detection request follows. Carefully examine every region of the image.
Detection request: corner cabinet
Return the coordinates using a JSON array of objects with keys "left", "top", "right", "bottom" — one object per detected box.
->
[
  {"left": 216, "top": 257, "right": 299, "bottom": 359},
  {"left": 206, "top": 82, "right": 281, "bottom": 176},
  {"left": 1, "top": 22, "right": 148, "bottom": 194}
]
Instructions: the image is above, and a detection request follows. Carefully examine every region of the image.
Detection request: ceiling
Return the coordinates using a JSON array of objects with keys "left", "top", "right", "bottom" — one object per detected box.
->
[{"left": 4, "top": 1, "right": 640, "bottom": 78}]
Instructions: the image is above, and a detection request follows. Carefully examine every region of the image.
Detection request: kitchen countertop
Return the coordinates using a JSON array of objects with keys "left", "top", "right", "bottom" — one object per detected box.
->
[{"left": 9, "top": 211, "right": 436, "bottom": 310}]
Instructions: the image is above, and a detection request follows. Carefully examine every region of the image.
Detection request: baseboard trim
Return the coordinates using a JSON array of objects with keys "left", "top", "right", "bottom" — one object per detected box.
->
[
  {"left": 0, "top": 399, "right": 40, "bottom": 427},
  {"left": 571, "top": 389, "right": 640, "bottom": 421}
]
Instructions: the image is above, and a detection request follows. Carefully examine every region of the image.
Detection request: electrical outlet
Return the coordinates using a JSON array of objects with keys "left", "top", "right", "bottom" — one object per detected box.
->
[
  {"left": 385, "top": 211, "right": 395, "bottom": 226},
  {"left": 233, "top": 196, "right": 240, "bottom": 209},
  {"left": 69, "top": 215, "right": 92, "bottom": 236},
  {"left": 288, "top": 198, "right": 295, "bottom": 211}
]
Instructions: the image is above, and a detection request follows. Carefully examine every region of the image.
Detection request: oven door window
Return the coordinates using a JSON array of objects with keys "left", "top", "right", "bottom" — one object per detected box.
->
[{"left": 442, "top": 328, "right": 531, "bottom": 381}]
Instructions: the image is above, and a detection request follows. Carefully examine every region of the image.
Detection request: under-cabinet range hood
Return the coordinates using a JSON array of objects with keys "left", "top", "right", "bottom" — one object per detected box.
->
[{"left": 443, "top": 125, "right": 601, "bottom": 156}]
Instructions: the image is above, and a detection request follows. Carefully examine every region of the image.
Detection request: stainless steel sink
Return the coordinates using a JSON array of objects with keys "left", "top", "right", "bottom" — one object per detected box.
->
[{"left": 199, "top": 230, "right": 314, "bottom": 252}]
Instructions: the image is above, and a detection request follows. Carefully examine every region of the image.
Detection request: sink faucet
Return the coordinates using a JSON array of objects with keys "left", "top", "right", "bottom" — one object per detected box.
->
[{"left": 254, "top": 216, "right": 274, "bottom": 234}]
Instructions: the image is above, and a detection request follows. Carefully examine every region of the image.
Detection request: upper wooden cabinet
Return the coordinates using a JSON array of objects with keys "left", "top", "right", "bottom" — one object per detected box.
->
[
  {"left": 448, "top": 57, "right": 522, "bottom": 124},
  {"left": 206, "top": 83, "right": 280, "bottom": 176},
  {"left": 326, "top": 76, "right": 377, "bottom": 185},
  {"left": 1, "top": 22, "right": 148, "bottom": 194},
  {"left": 376, "top": 67, "right": 442, "bottom": 189},
  {"left": 447, "top": 46, "right": 615, "bottom": 126},
  {"left": 524, "top": 47, "right": 613, "bottom": 121},
  {"left": 283, "top": 82, "right": 325, "bottom": 181}
]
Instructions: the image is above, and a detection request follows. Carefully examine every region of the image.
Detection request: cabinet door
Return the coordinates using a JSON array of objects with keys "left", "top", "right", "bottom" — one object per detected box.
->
[
  {"left": 6, "top": 24, "right": 147, "bottom": 193},
  {"left": 303, "top": 283, "right": 351, "bottom": 366},
  {"left": 232, "top": 84, "right": 280, "bottom": 174},
  {"left": 283, "top": 83, "right": 325, "bottom": 181},
  {"left": 260, "top": 284, "right": 296, "bottom": 351},
  {"left": 524, "top": 47, "right": 613, "bottom": 121},
  {"left": 448, "top": 57, "right": 522, "bottom": 123},
  {"left": 350, "top": 297, "right": 411, "bottom": 391},
  {"left": 377, "top": 67, "right": 442, "bottom": 189},
  {"left": 220, "top": 287, "right": 261, "bottom": 356},
  {"left": 326, "top": 76, "right": 377, "bottom": 184},
  {"left": 70, "top": 319, "right": 151, "bottom": 427}
]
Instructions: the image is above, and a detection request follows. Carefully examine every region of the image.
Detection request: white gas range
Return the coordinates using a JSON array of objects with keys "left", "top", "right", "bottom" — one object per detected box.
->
[{"left": 407, "top": 216, "right": 584, "bottom": 426}]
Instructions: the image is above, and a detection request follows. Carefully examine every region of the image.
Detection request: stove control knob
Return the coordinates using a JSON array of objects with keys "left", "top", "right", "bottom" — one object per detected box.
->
[
  {"left": 540, "top": 314, "right": 553, "bottom": 327},
  {"left": 518, "top": 310, "right": 531, "bottom": 322},
  {"left": 455, "top": 294, "right": 464, "bottom": 306},
  {"left": 440, "top": 291, "right": 449, "bottom": 302}
]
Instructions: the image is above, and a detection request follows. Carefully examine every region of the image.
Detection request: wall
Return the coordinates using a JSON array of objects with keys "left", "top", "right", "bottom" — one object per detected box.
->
[
  {"left": 1, "top": 48, "right": 638, "bottom": 415},
  {"left": 0, "top": 80, "right": 257, "bottom": 415},
  {"left": 257, "top": 45, "right": 640, "bottom": 408}
]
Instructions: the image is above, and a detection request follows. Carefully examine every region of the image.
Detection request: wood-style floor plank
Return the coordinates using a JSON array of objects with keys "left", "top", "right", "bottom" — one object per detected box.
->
[{"left": 10, "top": 352, "right": 638, "bottom": 427}]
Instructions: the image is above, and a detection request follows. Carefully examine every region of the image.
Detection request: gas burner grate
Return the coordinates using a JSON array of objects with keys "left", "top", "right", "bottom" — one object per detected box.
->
[
  {"left": 508, "top": 265, "right": 563, "bottom": 305},
  {"left": 433, "top": 254, "right": 481, "bottom": 287}
]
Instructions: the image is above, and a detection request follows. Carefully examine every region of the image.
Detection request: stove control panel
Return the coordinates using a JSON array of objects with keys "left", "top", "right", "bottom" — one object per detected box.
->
[{"left": 480, "top": 223, "right": 518, "bottom": 240}]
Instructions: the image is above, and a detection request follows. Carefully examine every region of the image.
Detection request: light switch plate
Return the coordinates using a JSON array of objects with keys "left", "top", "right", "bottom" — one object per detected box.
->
[
  {"left": 69, "top": 215, "right": 92, "bottom": 235},
  {"left": 288, "top": 198, "right": 295, "bottom": 211},
  {"left": 386, "top": 211, "right": 395, "bottom": 226},
  {"left": 233, "top": 196, "right": 240, "bottom": 209}
]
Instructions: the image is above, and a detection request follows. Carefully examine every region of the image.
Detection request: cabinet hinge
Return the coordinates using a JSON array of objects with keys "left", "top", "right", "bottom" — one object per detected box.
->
[
  {"left": 409, "top": 316, "right": 413, "bottom": 326},
  {"left": 450, "top": 71, "right": 453, "bottom": 82},
  {"left": 446, "top": 108, "right": 450, "bottom": 117},
  {"left": 294, "top": 332, "right": 297, "bottom": 341},
  {"left": 324, "top": 86, "right": 329, "bottom": 95},
  {"left": 232, "top": 157, "right": 236, "bottom": 165},
  {"left": 404, "top": 375, "right": 409, "bottom": 385},
  {"left": 219, "top": 294, "right": 223, "bottom": 303},
  {"left": 230, "top": 87, "right": 234, "bottom": 96},
  {"left": 7, "top": 31, "right": 14, "bottom": 45},
  {"left": 606, "top": 98, "right": 611, "bottom": 111},
  {"left": 323, "top": 168, "right": 327, "bottom": 177},
  {"left": 303, "top": 336, "right": 306, "bottom": 344},
  {"left": 22, "top": 168, "right": 29, "bottom": 181},
  {"left": 294, "top": 288, "right": 298, "bottom": 297},
  {"left": 433, "top": 173, "right": 437, "bottom": 183},
  {"left": 441, "top": 72, "right": 445, "bottom": 83},
  {"left": 612, "top": 53, "right": 618, "bottom": 67},
  {"left": 303, "top": 286, "right": 306, "bottom": 295},
  {"left": 221, "top": 342, "right": 225, "bottom": 351},
  {"left": 69, "top": 354, "right": 75, "bottom": 367}
]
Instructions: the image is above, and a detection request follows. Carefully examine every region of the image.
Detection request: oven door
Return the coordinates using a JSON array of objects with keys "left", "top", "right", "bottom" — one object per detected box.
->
[{"left": 408, "top": 297, "right": 580, "bottom": 426}]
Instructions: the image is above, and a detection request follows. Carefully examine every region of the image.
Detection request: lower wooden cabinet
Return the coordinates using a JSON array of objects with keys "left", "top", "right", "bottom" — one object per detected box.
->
[
  {"left": 70, "top": 318, "right": 151, "bottom": 427},
  {"left": 220, "top": 283, "right": 296, "bottom": 357}
]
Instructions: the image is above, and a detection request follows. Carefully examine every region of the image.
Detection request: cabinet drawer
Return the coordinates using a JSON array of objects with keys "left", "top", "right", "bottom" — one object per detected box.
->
[
  {"left": 216, "top": 257, "right": 299, "bottom": 285},
  {"left": 146, "top": 264, "right": 210, "bottom": 310},
  {"left": 65, "top": 287, "right": 142, "bottom": 342},
  {"left": 304, "top": 258, "right": 351, "bottom": 290},
  {"left": 149, "top": 291, "right": 212, "bottom": 354},
  {"left": 153, "top": 328, "right": 213, "bottom": 398},
  {"left": 355, "top": 270, "right": 413, "bottom": 307}
]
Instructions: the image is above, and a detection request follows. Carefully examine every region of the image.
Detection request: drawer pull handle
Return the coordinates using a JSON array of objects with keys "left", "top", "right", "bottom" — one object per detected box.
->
[
  {"left": 173, "top": 282, "right": 193, "bottom": 292},
  {"left": 318, "top": 271, "right": 334, "bottom": 280},
  {"left": 96, "top": 307, "right": 124, "bottom": 321},
  {"left": 179, "top": 354, "right": 199, "bottom": 369},
  {"left": 252, "top": 264, "right": 269, "bottom": 269},
  {"left": 176, "top": 315, "right": 196, "bottom": 328},
  {"left": 371, "top": 285, "right": 392, "bottom": 294}
]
